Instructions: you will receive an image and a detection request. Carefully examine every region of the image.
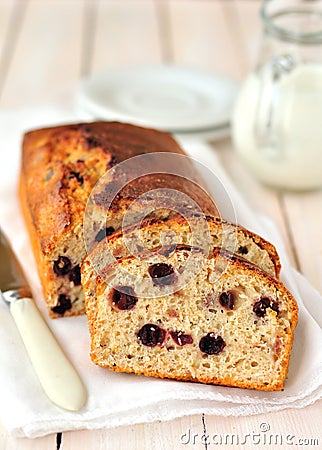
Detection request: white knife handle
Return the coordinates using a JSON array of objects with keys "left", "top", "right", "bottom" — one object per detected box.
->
[{"left": 10, "top": 297, "right": 87, "bottom": 411}]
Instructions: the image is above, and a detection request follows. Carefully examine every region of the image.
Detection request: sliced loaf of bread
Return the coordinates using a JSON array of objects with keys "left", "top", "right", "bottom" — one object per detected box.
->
[
  {"left": 83, "top": 245, "right": 297, "bottom": 391},
  {"left": 84, "top": 215, "right": 281, "bottom": 292}
]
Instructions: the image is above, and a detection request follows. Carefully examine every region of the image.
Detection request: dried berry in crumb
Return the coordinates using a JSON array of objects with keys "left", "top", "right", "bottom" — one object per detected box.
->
[
  {"left": 86, "top": 136, "right": 100, "bottom": 147},
  {"left": 111, "top": 286, "right": 138, "bottom": 310},
  {"left": 253, "top": 296, "right": 279, "bottom": 317},
  {"left": 69, "top": 171, "right": 84, "bottom": 184},
  {"left": 137, "top": 324, "right": 166, "bottom": 347},
  {"left": 148, "top": 263, "right": 177, "bottom": 286},
  {"left": 51, "top": 294, "right": 72, "bottom": 315},
  {"left": 238, "top": 245, "right": 249, "bottom": 255},
  {"left": 95, "top": 226, "right": 115, "bottom": 243},
  {"left": 68, "top": 265, "right": 81, "bottom": 286},
  {"left": 170, "top": 331, "right": 193, "bottom": 346},
  {"left": 199, "top": 333, "right": 226, "bottom": 355},
  {"left": 219, "top": 291, "right": 235, "bottom": 310},
  {"left": 53, "top": 256, "right": 72, "bottom": 276}
]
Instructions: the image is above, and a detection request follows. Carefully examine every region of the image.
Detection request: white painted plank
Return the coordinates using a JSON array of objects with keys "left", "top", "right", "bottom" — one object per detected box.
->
[
  {"left": 0, "top": 0, "right": 16, "bottom": 62},
  {"left": 283, "top": 192, "right": 322, "bottom": 293},
  {"left": 0, "top": 0, "right": 25, "bottom": 100},
  {"left": 90, "top": 0, "right": 162, "bottom": 74},
  {"left": 168, "top": 0, "right": 245, "bottom": 80},
  {"left": 234, "top": 0, "right": 262, "bottom": 73},
  {"left": 206, "top": 399, "right": 322, "bottom": 448},
  {"left": 1, "top": 0, "right": 84, "bottom": 107},
  {"left": 220, "top": 0, "right": 251, "bottom": 78},
  {"left": 63, "top": 414, "right": 206, "bottom": 450},
  {"left": 0, "top": 422, "right": 57, "bottom": 450}
]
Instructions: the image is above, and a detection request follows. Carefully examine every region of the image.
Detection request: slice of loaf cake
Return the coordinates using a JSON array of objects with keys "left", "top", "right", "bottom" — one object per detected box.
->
[
  {"left": 86, "top": 215, "right": 281, "bottom": 279},
  {"left": 83, "top": 245, "right": 298, "bottom": 391},
  {"left": 19, "top": 122, "right": 218, "bottom": 318}
]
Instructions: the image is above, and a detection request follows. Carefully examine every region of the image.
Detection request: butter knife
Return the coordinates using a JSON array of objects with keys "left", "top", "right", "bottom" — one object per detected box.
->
[{"left": 0, "top": 229, "right": 87, "bottom": 411}]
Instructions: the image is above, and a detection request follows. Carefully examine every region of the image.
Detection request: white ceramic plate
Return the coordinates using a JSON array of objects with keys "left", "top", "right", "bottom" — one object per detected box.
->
[{"left": 76, "top": 66, "right": 239, "bottom": 133}]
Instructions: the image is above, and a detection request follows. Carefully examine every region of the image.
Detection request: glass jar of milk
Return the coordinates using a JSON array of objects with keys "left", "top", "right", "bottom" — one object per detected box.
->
[{"left": 232, "top": 0, "right": 322, "bottom": 191}]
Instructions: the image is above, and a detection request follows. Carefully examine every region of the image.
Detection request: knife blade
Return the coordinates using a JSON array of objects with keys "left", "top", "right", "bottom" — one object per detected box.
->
[{"left": 0, "top": 229, "right": 87, "bottom": 411}]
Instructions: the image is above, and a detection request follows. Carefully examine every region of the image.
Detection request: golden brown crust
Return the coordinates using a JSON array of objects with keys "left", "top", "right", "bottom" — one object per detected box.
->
[
  {"left": 21, "top": 121, "right": 199, "bottom": 251},
  {"left": 19, "top": 173, "right": 51, "bottom": 299},
  {"left": 90, "top": 360, "right": 285, "bottom": 391}
]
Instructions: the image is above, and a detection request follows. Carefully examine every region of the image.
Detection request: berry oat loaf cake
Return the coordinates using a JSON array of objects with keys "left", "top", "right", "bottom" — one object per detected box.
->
[
  {"left": 19, "top": 122, "right": 218, "bottom": 318},
  {"left": 83, "top": 245, "right": 298, "bottom": 391}
]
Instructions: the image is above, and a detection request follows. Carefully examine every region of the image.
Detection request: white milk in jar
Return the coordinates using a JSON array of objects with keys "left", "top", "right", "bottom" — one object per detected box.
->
[
  {"left": 232, "top": 0, "right": 322, "bottom": 191},
  {"left": 232, "top": 64, "right": 322, "bottom": 191}
]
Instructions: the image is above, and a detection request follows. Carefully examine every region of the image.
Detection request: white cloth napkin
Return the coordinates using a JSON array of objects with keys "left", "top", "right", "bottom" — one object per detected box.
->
[{"left": 0, "top": 108, "right": 321, "bottom": 438}]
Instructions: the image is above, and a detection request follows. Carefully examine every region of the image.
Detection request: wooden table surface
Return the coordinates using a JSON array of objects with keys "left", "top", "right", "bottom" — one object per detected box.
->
[{"left": 0, "top": 1, "right": 321, "bottom": 449}]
